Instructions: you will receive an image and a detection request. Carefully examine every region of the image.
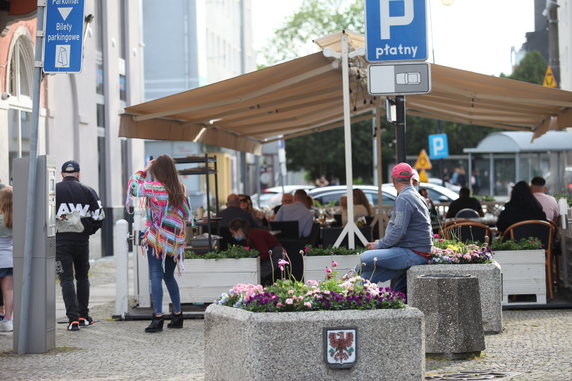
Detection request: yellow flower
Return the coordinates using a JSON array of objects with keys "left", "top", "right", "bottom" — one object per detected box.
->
[{"left": 447, "top": 245, "right": 461, "bottom": 252}]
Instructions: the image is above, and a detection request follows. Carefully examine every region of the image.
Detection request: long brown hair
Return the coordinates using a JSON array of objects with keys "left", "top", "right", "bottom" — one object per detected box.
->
[
  {"left": 228, "top": 218, "right": 252, "bottom": 246},
  {"left": 150, "top": 155, "right": 185, "bottom": 207},
  {"left": 353, "top": 189, "right": 373, "bottom": 216},
  {"left": 0, "top": 188, "right": 13, "bottom": 229}
]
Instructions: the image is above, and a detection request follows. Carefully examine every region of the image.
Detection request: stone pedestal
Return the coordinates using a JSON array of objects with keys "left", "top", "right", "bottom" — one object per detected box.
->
[
  {"left": 409, "top": 274, "right": 485, "bottom": 359},
  {"left": 408, "top": 263, "right": 502, "bottom": 333}
]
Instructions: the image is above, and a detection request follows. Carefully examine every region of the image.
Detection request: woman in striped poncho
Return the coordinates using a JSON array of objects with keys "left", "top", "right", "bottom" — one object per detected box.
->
[{"left": 128, "top": 155, "right": 191, "bottom": 333}]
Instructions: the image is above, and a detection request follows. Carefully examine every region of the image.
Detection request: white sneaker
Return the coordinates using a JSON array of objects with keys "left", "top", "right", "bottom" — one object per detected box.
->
[{"left": 0, "top": 320, "right": 13, "bottom": 332}]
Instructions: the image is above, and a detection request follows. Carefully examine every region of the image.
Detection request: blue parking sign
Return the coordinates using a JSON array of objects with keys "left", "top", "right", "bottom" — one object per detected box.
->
[
  {"left": 429, "top": 134, "right": 449, "bottom": 159},
  {"left": 43, "top": 0, "right": 85, "bottom": 73},
  {"left": 365, "top": 0, "right": 428, "bottom": 62}
]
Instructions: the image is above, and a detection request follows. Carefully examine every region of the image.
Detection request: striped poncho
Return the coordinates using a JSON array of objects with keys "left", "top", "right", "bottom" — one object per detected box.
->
[{"left": 127, "top": 170, "right": 191, "bottom": 263}]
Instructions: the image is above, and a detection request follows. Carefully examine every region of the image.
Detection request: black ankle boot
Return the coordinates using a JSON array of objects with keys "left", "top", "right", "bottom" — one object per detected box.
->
[
  {"left": 145, "top": 315, "right": 164, "bottom": 333},
  {"left": 167, "top": 312, "right": 183, "bottom": 329}
]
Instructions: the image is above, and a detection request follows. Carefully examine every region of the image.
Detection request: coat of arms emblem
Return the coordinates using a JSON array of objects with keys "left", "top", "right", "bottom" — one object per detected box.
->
[{"left": 323, "top": 328, "right": 357, "bottom": 368}]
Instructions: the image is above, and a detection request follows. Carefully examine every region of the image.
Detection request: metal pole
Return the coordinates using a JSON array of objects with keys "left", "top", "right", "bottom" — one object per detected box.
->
[
  {"left": 114, "top": 220, "right": 129, "bottom": 318},
  {"left": 374, "top": 98, "right": 385, "bottom": 238},
  {"left": 395, "top": 95, "right": 406, "bottom": 163},
  {"left": 547, "top": 1, "right": 560, "bottom": 86},
  {"left": 18, "top": 3, "right": 45, "bottom": 354}
]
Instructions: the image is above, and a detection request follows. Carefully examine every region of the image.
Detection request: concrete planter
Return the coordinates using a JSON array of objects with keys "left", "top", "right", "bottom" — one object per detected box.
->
[
  {"left": 176, "top": 258, "right": 260, "bottom": 304},
  {"left": 407, "top": 262, "right": 502, "bottom": 334},
  {"left": 494, "top": 250, "right": 546, "bottom": 305},
  {"left": 303, "top": 255, "right": 361, "bottom": 281},
  {"left": 204, "top": 304, "right": 425, "bottom": 381}
]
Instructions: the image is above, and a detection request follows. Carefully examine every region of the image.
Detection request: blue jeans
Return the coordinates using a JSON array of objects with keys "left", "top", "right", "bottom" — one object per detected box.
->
[
  {"left": 358, "top": 247, "right": 427, "bottom": 295},
  {"left": 147, "top": 247, "right": 181, "bottom": 315}
]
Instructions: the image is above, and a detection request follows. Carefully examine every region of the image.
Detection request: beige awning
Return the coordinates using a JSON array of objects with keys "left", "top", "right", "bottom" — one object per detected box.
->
[{"left": 120, "top": 31, "right": 572, "bottom": 154}]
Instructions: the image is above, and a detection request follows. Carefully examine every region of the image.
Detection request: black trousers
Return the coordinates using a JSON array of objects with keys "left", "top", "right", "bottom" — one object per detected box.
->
[{"left": 56, "top": 240, "right": 90, "bottom": 321}]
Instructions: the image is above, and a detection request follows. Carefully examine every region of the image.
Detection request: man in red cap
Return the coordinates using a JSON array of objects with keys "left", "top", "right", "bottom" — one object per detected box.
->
[{"left": 357, "top": 163, "right": 432, "bottom": 296}]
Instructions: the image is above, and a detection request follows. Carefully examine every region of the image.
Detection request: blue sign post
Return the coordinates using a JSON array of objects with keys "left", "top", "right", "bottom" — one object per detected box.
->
[
  {"left": 429, "top": 134, "right": 449, "bottom": 159},
  {"left": 43, "top": 0, "right": 85, "bottom": 73},
  {"left": 365, "top": 0, "right": 428, "bottom": 62}
]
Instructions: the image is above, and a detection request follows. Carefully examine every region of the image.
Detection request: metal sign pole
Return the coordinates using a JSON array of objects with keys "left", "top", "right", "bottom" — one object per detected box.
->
[
  {"left": 18, "top": 2, "right": 46, "bottom": 354},
  {"left": 395, "top": 95, "right": 406, "bottom": 163}
]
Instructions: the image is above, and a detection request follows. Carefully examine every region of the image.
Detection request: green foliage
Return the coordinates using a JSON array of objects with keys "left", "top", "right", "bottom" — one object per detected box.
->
[
  {"left": 285, "top": 120, "right": 373, "bottom": 183},
  {"left": 554, "top": 194, "right": 572, "bottom": 207},
  {"left": 303, "top": 245, "right": 364, "bottom": 256},
  {"left": 500, "top": 50, "right": 547, "bottom": 85},
  {"left": 261, "top": 0, "right": 364, "bottom": 65},
  {"left": 491, "top": 237, "right": 544, "bottom": 251},
  {"left": 185, "top": 245, "right": 259, "bottom": 260}
]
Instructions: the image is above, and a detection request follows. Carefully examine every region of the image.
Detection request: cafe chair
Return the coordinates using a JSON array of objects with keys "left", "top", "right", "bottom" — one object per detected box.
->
[
  {"left": 440, "top": 221, "right": 492, "bottom": 244},
  {"left": 269, "top": 221, "right": 299, "bottom": 239},
  {"left": 502, "top": 219, "right": 556, "bottom": 300},
  {"left": 321, "top": 226, "right": 373, "bottom": 248},
  {"left": 455, "top": 208, "right": 481, "bottom": 219}
]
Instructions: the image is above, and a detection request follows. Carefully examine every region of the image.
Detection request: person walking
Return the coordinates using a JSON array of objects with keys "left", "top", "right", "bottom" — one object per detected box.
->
[
  {"left": 127, "top": 155, "right": 191, "bottom": 333},
  {"left": 56, "top": 161, "right": 105, "bottom": 331},
  {"left": 0, "top": 188, "right": 14, "bottom": 332},
  {"left": 355, "top": 163, "right": 432, "bottom": 296}
]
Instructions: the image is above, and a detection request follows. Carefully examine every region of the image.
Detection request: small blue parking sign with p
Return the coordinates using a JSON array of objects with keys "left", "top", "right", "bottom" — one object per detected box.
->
[
  {"left": 43, "top": 0, "right": 85, "bottom": 73},
  {"left": 429, "top": 134, "right": 449, "bottom": 159},
  {"left": 365, "top": 0, "right": 428, "bottom": 62}
]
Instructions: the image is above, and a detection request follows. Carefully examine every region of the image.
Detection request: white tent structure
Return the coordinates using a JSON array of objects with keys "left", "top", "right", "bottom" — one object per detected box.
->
[{"left": 120, "top": 31, "right": 572, "bottom": 247}]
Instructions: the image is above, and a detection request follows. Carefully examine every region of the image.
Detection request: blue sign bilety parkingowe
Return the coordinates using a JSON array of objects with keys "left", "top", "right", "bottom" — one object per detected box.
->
[
  {"left": 429, "top": 133, "right": 449, "bottom": 159},
  {"left": 43, "top": 0, "right": 85, "bottom": 73},
  {"left": 365, "top": 0, "right": 428, "bottom": 62}
]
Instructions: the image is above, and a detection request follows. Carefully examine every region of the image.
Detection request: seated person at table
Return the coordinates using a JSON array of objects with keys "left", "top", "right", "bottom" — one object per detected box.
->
[
  {"left": 272, "top": 193, "right": 294, "bottom": 216},
  {"left": 445, "top": 187, "right": 484, "bottom": 218},
  {"left": 340, "top": 191, "right": 372, "bottom": 225},
  {"left": 530, "top": 176, "right": 560, "bottom": 226},
  {"left": 355, "top": 163, "right": 432, "bottom": 296},
  {"left": 239, "top": 194, "right": 269, "bottom": 228},
  {"left": 274, "top": 189, "right": 313, "bottom": 237},
  {"left": 496, "top": 181, "right": 546, "bottom": 234},
  {"left": 228, "top": 218, "right": 283, "bottom": 285},
  {"left": 219, "top": 194, "right": 260, "bottom": 228}
]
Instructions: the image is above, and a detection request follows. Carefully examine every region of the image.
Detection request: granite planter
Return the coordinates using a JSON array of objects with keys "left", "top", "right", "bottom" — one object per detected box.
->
[
  {"left": 303, "top": 255, "right": 361, "bottom": 281},
  {"left": 204, "top": 304, "right": 425, "bottom": 381},
  {"left": 176, "top": 258, "right": 260, "bottom": 303},
  {"left": 407, "top": 262, "right": 502, "bottom": 334},
  {"left": 494, "top": 250, "right": 546, "bottom": 305}
]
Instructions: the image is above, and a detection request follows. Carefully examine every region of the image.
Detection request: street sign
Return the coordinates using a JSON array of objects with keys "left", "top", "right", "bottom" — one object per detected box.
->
[
  {"left": 543, "top": 65, "right": 557, "bottom": 88},
  {"left": 368, "top": 62, "right": 431, "bottom": 95},
  {"left": 43, "top": 0, "right": 85, "bottom": 73},
  {"left": 365, "top": 0, "right": 428, "bottom": 62},
  {"left": 414, "top": 149, "right": 432, "bottom": 170},
  {"left": 429, "top": 134, "right": 449, "bottom": 159}
]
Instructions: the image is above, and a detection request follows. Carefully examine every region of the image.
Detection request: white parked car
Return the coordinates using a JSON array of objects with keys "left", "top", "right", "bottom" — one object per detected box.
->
[
  {"left": 251, "top": 185, "right": 315, "bottom": 209},
  {"left": 383, "top": 182, "right": 459, "bottom": 203}
]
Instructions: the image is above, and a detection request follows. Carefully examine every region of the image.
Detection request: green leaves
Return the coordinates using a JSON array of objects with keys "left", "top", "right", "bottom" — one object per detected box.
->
[
  {"left": 491, "top": 237, "right": 544, "bottom": 251},
  {"left": 303, "top": 245, "right": 364, "bottom": 256},
  {"left": 184, "top": 245, "right": 260, "bottom": 260}
]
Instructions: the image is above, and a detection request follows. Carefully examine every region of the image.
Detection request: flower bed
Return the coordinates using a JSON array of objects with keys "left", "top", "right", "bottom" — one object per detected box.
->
[
  {"left": 430, "top": 238, "right": 493, "bottom": 264},
  {"left": 176, "top": 245, "right": 261, "bottom": 304}
]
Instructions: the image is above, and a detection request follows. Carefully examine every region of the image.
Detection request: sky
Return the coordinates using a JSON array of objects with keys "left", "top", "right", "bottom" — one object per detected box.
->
[{"left": 251, "top": 0, "right": 535, "bottom": 77}]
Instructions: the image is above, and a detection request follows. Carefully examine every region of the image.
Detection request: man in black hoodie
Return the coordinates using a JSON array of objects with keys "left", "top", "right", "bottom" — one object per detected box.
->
[{"left": 55, "top": 161, "right": 105, "bottom": 331}]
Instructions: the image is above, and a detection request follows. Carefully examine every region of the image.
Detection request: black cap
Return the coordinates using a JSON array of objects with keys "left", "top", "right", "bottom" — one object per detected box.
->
[{"left": 61, "top": 160, "right": 80, "bottom": 173}]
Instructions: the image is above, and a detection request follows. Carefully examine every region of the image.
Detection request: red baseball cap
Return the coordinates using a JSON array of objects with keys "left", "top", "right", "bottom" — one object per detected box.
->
[{"left": 391, "top": 163, "right": 414, "bottom": 178}]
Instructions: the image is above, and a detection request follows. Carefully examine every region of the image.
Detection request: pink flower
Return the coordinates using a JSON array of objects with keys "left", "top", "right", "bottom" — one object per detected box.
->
[
  {"left": 245, "top": 246, "right": 250, "bottom": 250},
  {"left": 285, "top": 298, "right": 294, "bottom": 305},
  {"left": 304, "top": 302, "right": 312, "bottom": 308},
  {"left": 433, "top": 234, "right": 439, "bottom": 238},
  {"left": 304, "top": 246, "right": 310, "bottom": 252},
  {"left": 331, "top": 261, "right": 338, "bottom": 267},
  {"left": 276, "top": 302, "right": 284, "bottom": 307},
  {"left": 327, "top": 274, "right": 333, "bottom": 279},
  {"left": 288, "top": 290, "right": 294, "bottom": 294},
  {"left": 325, "top": 267, "right": 332, "bottom": 273}
]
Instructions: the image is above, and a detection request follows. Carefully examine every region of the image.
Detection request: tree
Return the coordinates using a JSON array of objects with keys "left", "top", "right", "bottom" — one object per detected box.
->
[
  {"left": 262, "top": 0, "right": 364, "bottom": 65},
  {"left": 500, "top": 50, "right": 547, "bottom": 85}
]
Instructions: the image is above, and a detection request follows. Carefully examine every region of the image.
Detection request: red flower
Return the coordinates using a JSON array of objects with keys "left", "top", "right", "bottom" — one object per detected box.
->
[{"left": 245, "top": 246, "right": 251, "bottom": 250}]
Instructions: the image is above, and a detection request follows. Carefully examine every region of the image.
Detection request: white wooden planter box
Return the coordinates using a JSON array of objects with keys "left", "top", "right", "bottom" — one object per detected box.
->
[
  {"left": 205, "top": 304, "right": 425, "bottom": 381},
  {"left": 303, "top": 255, "right": 361, "bottom": 282},
  {"left": 493, "top": 250, "right": 546, "bottom": 305},
  {"left": 172, "top": 258, "right": 261, "bottom": 304}
]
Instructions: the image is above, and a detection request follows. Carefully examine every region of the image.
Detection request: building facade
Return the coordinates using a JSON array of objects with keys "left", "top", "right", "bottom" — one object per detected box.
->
[{"left": 0, "top": 1, "right": 145, "bottom": 257}]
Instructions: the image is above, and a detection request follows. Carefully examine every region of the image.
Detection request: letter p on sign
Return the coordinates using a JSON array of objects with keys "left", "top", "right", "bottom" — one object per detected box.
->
[
  {"left": 429, "top": 133, "right": 449, "bottom": 159},
  {"left": 380, "top": 0, "right": 414, "bottom": 39}
]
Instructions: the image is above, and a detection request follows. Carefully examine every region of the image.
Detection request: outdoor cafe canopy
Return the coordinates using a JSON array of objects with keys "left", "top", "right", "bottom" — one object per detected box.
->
[{"left": 120, "top": 31, "right": 572, "bottom": 155}]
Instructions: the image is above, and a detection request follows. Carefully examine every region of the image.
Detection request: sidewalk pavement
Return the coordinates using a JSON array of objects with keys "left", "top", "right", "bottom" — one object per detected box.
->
[{"left": 0, "top": 257, "right": 571, "bottom": 380}]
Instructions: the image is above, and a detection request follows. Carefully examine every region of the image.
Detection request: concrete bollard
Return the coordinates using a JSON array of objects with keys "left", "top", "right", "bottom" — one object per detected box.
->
[
  {"left": 409, "top": 274, "right": 485, "bottom": 359},
  {"left": 114, "top": 219, "right": 130, "bottom": 318}
]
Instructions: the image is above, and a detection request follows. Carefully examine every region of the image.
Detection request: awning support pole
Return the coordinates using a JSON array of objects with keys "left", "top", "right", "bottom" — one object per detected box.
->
[{"left": 396, "top": 95, "right": 406, "bottom": 163}]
